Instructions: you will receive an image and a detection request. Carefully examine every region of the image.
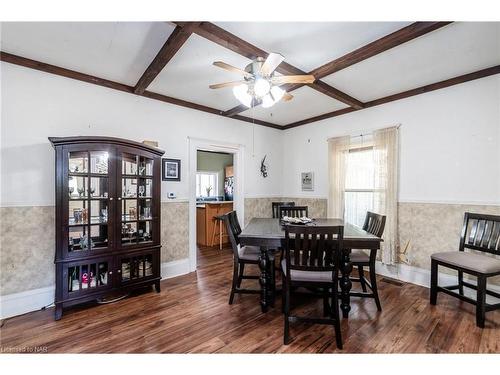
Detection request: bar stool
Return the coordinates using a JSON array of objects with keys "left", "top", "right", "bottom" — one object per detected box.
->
[{"left": 211, "top": 214, "right": 229, "bottom": 250}]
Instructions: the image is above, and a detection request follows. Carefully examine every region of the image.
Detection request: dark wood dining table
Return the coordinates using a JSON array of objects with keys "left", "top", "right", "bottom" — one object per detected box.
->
[{"left": 238, "top": 218, "right": 383, "bottom": 317}]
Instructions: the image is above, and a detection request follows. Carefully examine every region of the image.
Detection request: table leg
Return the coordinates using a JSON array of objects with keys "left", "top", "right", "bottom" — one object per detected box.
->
[
  {"left": 259, "top": 247, "right": 273, "bottom": 312},
  {"left": 340, "top": 248, "right": 353, "bottom": 318}
]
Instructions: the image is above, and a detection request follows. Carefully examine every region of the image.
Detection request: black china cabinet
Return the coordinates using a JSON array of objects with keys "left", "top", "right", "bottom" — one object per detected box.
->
[{"left": 49, "top": 136, "right": 165, "bottom": 320}]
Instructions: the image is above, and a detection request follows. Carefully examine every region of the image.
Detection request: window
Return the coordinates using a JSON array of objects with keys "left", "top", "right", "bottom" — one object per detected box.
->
[
  {"left": 344, "top": 146, "right": 375, "bottom": 227},
  {"left": 196, "top": 172, "right": 218, "bottom": 197}
]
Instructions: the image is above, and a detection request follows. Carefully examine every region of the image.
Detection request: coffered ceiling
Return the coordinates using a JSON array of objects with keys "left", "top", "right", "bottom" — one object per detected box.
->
[{"left": 1, "top": 21, "right": 499, "bottom": 129}]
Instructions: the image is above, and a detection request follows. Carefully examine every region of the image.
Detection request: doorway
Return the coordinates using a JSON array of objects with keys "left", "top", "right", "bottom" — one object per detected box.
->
[{"left": 188, "top": 137, "right": 245, "bottom": 272}]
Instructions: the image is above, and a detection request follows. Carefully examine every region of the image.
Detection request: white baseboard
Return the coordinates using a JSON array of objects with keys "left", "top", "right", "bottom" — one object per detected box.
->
[
  {"left": 1, "top": 259, "right": 192, "bottom": 320},
  {"left": 0, "top": 285, "right": 55, "bottom": 320},
  {"left": 161, "top": 258, "right": 191, "bottom": 279}
]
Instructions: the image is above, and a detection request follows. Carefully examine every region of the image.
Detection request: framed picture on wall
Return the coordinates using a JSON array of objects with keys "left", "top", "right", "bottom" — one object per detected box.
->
[
  {"left": 162, "top": 158, "right": 181, "bottom": 181},
  {"left": 301, "top": 172, "right": 314, "bottom": 191}
]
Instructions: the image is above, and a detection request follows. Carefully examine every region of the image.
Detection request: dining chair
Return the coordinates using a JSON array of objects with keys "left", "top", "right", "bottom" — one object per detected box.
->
[
  {"left": 349, "top": 211, "right": 386, "bottom": 311},
  {"left": 272, "top": 201, "right": 295, "bottom": 218},
  {"left": 282, "top": 224, "right": 344, "bottom": 349},
  {"left": 223, "top": 211, "right": 276, "bottom": 305},
  {"left": 430, "top": 212, "right": 500, "bottom": 328},
  {"left": 279, "top": 205, "right": 308, "bottom": 219}
]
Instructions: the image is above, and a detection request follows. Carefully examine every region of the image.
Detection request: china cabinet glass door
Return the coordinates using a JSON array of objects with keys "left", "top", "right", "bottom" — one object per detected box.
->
[
  {"left": 119, "top": 151, "right": 155, "bottom": 247},
  {"left": 67, "top": 149, "right": 112, "bottom": 256}
]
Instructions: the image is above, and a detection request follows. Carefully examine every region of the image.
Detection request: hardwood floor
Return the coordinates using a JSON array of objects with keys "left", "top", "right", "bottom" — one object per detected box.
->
[{"left": 1, "top": 246, "right": 499, "bottom": 353}]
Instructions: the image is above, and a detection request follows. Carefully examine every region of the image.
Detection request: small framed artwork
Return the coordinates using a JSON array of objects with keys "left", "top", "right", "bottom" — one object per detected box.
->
[
  {"left": 301, "top": 172, "right": 314, "bottom": 191},
  {"left": 162, "top": 158, "right": 181, "bottom": 181}
]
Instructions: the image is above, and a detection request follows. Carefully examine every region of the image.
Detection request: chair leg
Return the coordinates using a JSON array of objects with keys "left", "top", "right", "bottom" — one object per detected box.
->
[
  {"left": 229, "top": 261, "right": 239, "bottom": 305},
  {"left": 358, "top": 265, "right": 367, "bottom": 292},
  {"left": 332, "top": 287, "right": 343, "bottom": 350},
  {"left": 323, "top": 288, "right": 330, "bottom": 317},
  {"left": 458, "top": 270, "right": 464, "bottom": 296},
  {"left": 476, "top": 276, "right": 486, "bottom": 328},
  {"left": 430, "top": 259, "right": 438, "bottom": 305},
  {"left": 237, "top": 263, "right": 245, "bottom": 288},
  {"left": 369, "top": 262, "right": 382, "bottom": 311},
  {"left": 283, "top": 281, "right": 291, "bottom": 345},
  {"left": 211, "top": 220, "right": 218, "bottom": 247}
]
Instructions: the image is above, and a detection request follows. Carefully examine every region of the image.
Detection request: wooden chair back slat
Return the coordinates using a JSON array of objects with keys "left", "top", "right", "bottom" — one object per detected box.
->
[
  {"left": 362, "top": 211, "right": 386, "bottom": 238},
  {"left": 488, "top": 222, "right": 500, "bottom": 250},
  {"left": 272, "top": 202, "right": 295, "bottom": 218},
  {"left": 461, "top": 212, "right": 500, "bottom": 255},
  {"left": 279, "top": 206, "right": 309, "bottom": 219},
  {"left": 223, "top": 211, "right": 242, "bottom": 258},
  {"left": 284, "top": 225, "right": 343, "bottom": 274}
]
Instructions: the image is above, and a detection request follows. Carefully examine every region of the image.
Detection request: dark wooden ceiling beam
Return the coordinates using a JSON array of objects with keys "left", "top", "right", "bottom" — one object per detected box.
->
[
  {"left": 281, "top": 22, "right": 453, "bottom": 94},
  {"left": 179, "top": 22, "right": 365, "bottom": 111},
  {"left": 134, "top": 23, "right": 199, "bottom": 95},
  {"left": 0, "top": 51, "right": 281, "bottom": 130},
  {"left": 312, "top": 22, "right": 453, "bottom": 79},
  {"left": 212, "top": 22, "right": 452, "bottom": 117},
  {"left": 283, "top": 65, "right": 500, "bottom": 129}
]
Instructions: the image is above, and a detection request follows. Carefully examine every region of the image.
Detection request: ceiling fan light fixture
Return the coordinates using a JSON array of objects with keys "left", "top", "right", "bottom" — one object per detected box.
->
[
  {"left": 270, "top": 86, "right": 285, "bottom": 102},
  {"left": 261, "top": 94, "right": 275, "bottom": 108},
  {"left": 233, "top": 84, "right": 253, "bottom": 108},
  {"left": 254, "top": 78, "right": 271, "bottom": 98}
]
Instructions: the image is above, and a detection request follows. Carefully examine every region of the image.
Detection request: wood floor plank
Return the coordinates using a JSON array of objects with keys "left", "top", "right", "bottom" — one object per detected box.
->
[{"left": 1, "top": 246, "right": 499, "bottom": 353}]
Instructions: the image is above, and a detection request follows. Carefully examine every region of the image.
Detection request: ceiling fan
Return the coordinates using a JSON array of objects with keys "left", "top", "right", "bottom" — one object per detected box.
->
[{"left": 209, "top": 53, "right": 315, "bottom": 109}]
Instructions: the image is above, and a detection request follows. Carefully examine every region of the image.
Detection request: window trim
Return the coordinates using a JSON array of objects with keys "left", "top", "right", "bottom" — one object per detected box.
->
[{"left": 196, "top": 170, "right": 219, "bottom": 197}]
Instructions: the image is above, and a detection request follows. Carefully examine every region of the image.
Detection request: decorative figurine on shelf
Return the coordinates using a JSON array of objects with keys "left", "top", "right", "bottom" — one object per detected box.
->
[
  {"left": 129, "top": 207, "right": 137, "bottom": 220},
  {"left": 82, "top": 208, "right": 88, "bottom": 223},
  {"left": 139, "top": 185, "right": 145, "bottom": 197},
  {"left": 101, "top": 208, "right": 108, "bottom": 222},
  {"left": 77, "top": 187, "right": 85, "bottom": 198},
  {"left": 69, "top": 187, "right": 74, "bottom": 198},
  {"left": 139, "top": 162, "right": 146, "bottom": 176},
  {"left": 82, "top": 272, "right": 89, "bottom": 289}
]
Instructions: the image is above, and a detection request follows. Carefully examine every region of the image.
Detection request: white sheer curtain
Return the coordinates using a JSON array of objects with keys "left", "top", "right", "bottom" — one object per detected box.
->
[
  {"left": 327, "top": 136, "right": 350, "bottom": 218},
  {"left": 373, "top": 126, "right": 399, "bottom": 265}
]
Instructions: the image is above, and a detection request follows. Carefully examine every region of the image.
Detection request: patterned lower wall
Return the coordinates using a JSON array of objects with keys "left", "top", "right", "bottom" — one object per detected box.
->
[
  {"left": 244, "top": 197, "right": 328, "bottom": 224},
  {"left": 0, "top": 202, "right": 190, "bottom": 296},
  {"left": 1, "top": 200, "right": 499, "bottom": 296}
]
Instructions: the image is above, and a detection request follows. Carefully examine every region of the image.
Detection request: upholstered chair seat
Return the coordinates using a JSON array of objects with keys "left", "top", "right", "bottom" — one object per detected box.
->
[
  {"left": 281, "top": 260, "right": 335, "bottom": 283},
  {"left": 349, "top": 250, "right": 370, "bottom": 263},
  {"left": 431, "top": 251, "right": 500, "bottom": 274},
  {"left": 238, "top": 245, "right": 261, "bottom": 261}
]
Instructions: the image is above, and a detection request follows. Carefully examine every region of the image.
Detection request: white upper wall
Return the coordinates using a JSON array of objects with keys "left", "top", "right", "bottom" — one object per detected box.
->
[
  {"left": 281, "top": 75, "right": 500, "bottom": 205},
  {"left": 1, "top": 63, "right": 499, "bottom": 207},
  {"left": 0, "top": 63, "right": 284, "bottom": 206}
]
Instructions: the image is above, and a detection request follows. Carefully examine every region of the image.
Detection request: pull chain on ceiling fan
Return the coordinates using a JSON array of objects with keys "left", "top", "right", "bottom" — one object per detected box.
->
[{"left": 209, "top": 53, "right": 315, "bottom": 109}]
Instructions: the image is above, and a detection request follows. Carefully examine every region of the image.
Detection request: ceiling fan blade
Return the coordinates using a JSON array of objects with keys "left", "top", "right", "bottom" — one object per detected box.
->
[
  {"left": 209, "top": 81, "right": 246, "bottom": 89},
  {"left": 271, "top": 75, "right": 316, "bottom": 85},
  {"left": 260, "top": 53, "right": 285, "bottom": 76},
  {"left": 282, "top": 92, "right": 293, "bottom": 101},
  {"left": 213, "top": 61, "right": 253, "bottom": 79}
]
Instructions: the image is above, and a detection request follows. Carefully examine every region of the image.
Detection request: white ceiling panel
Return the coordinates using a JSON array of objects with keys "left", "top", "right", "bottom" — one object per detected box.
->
[
  {"left": 148, "top": 34, "right": 253, "bottom": 110},
  {"left": 0, "top": 22, "right": 175, "bottom": 86},
  {"left": 323, "top": 22, "right": 500, "bottom": 102},
  {"left": 239, "top": 86, "right": 349, "bottom": 126},
  {"left": 216, "top": 22, "right": 412, "bottom": 72}
]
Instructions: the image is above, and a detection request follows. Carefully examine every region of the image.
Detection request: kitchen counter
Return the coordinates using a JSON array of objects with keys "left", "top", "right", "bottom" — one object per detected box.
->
[
  {"left": 196, "top": 201, "right": 233, "bottom": 209},
  {"left": 196, "top": 201, "right": 233, "bottom": 247}
]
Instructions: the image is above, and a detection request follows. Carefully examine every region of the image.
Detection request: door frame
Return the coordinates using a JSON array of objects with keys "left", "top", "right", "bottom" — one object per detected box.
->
[{"left": 187, "top": 137, "right": 245, "bottom": 272}]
